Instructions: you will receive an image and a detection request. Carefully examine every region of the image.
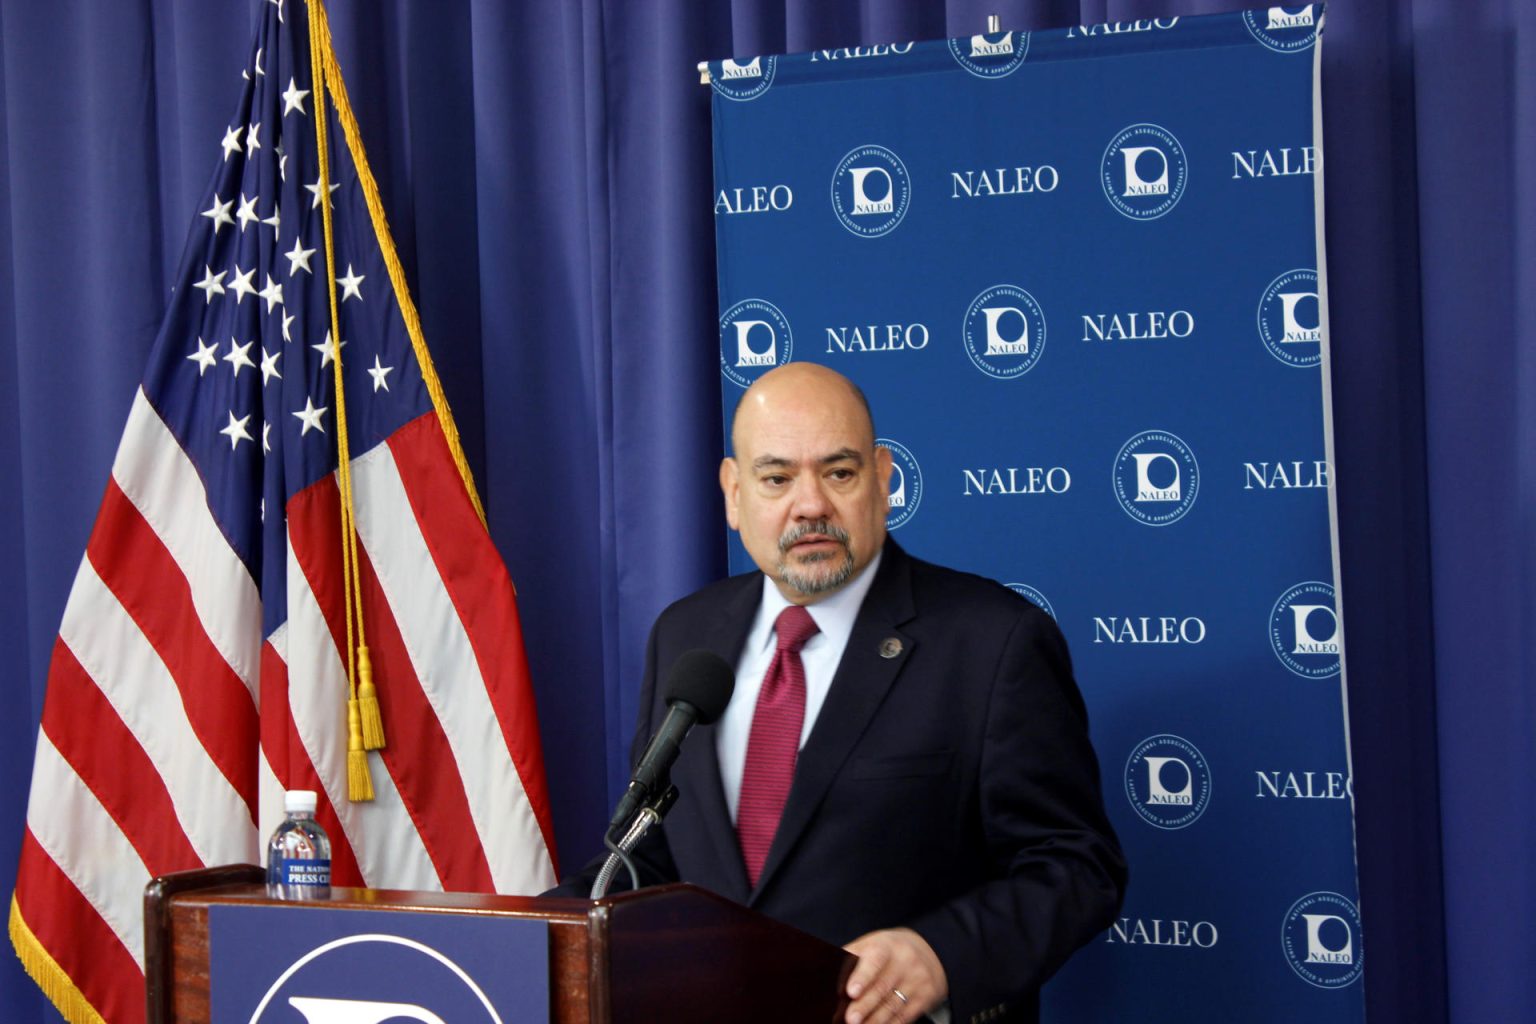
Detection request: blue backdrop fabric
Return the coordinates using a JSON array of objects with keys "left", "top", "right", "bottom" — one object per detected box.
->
[
  {"left": 708, "top": 12, "right": 1363, "bottom": 1021},
  {"left": 0, "top": 2, "right": 1530, "bottom": 1023}
]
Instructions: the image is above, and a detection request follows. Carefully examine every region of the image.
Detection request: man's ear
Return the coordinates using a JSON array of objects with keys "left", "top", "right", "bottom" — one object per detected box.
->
[
  {"left": 720, "top": 457, "right": 741, "bottom": 530},
  {"left": 873, "top": 443, "right": 894, "bottom": 496}
]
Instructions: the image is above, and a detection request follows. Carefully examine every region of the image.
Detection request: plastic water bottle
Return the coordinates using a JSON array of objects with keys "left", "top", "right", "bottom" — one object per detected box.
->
[{"left": 266, "top": 790, "right": 332, "bottom": 900}]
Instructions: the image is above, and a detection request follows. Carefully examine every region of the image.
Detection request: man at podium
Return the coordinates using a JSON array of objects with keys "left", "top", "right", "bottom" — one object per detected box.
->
[{"left": 558, "top": 363, "right": 1125, "bottom": 1024}]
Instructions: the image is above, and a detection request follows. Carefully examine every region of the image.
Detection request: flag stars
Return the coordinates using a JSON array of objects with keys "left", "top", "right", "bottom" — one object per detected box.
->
[
  {"left": 282, "top": 311, "right": 296, "bottom": 343},
  {"left": 219, "top": 411, "right": 254, "bottom": 450},
  {"left": 246, "top": 122, "right": 262, "bottom": 154},
  {"left": 241, "top": 48, "right": 265, "bottom": 82},
  {"left": 188, "top": 337, "right": 219, "bottom": 376},
  {"left": 193, "top": 265, "right": 226, "bottom": 303},
  {"left": 201, "top": 194, "right": 234, "bottom": 234},
  {"left": 220, "top": 126, "right": 243, "bottom": 161},
  {"left": 262, "top": 203, "right": 281, "bottom": 232},
  {"left": 228, "top": 265, "right": 257, "bottom": 303},
  {"left": 285, "top": 237, "right": 315, "bottom": 276},
  {"left": 313, "top": 331, "right": 347, "bottom": 367},
  {"left": 293, "top": 396, "right": 327, "bottom": 435},
  {"left": 258, "top": 274, "right": 285, "bottom": 313},
  {"left": 236, "top": 192, "right": 260, "bottom": 232},
  {"left": 282, "top": 77, "right": 310, "bottom": 117},
  {"left": 260, "top": 347, "right": 282, "bottom": 386},
  {"left": 263, "top": 421, "right": 272, "bottom": 454},
  {"left": 338, "top": 264, "right": 365, "bottom": 302},
  {"left": 225, "top": 338, "right": 257, "bottom": 378},
  {"left": 306, "top": 176, "right": 339, "bottom": 209},
  {"left": 367, "top": 355, "right": 394, "bottom": 392}
]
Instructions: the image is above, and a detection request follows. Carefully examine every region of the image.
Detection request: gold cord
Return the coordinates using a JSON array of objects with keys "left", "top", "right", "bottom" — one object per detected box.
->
[
  {"left": 310, "top": 0, "right": 489, "bottom": 528},
  {"left": 309, "top": 0, "right": 374, "bottom": 801}
]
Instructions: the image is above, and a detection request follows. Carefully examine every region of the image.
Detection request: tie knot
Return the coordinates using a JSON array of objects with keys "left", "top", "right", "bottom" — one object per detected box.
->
[{"left": 774, "top": 605, "right": 819, "bottom": 654}]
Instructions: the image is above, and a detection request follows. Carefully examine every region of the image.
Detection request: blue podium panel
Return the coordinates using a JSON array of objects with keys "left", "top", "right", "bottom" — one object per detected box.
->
[
  {"left": 210, "top": 904, "right": 548, "bottom": 1023},
  {"left": 710, "top": 7, "right": 1365, "bottom": 1023}
]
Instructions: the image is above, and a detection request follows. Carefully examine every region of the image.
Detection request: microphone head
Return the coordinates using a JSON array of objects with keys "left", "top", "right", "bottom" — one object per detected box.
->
[{"left": 663, "top": 649, "right": 735, "bottom": 725}]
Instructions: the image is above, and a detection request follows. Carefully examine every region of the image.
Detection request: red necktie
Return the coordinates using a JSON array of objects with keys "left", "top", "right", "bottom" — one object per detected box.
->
[{"left": 737, "top": 604, "right": 819, "bottom": 887}]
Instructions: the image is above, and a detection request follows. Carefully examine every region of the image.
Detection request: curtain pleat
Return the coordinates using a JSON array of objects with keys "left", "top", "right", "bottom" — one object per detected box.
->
[{"left": 2, "top": 2, "right": 1532, "bottom": 1020}]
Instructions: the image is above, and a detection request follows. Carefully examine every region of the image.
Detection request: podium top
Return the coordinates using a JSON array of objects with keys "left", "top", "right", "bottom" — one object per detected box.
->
[{"left": 145, "top": 865, "right": 854, "bottom": 1024}]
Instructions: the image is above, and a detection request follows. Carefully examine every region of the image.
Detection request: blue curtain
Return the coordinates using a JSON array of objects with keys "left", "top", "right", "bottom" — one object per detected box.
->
[{"left": 1, "top": 2, "right": 1530, "bottom": 1022}]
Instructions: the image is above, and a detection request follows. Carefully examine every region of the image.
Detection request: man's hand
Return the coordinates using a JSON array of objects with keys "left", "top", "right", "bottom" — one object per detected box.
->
[{"left": 842, "top": 927, "right": 948, "bottom": 1024}]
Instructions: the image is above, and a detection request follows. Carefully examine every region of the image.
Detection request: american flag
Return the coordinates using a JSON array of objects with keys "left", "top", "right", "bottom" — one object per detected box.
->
[{"left": 9, "top": 3, "right": 556, "bottom": 1021}]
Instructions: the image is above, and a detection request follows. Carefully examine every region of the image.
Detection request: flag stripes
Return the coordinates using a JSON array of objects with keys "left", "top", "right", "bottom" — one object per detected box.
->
[
  {"left": 256, "top": 628, "right": 370, "bottom": 887},
  {"left": 15, "top": 833, "right": 143, "bottom": 1024},
  {"left": 111, "top": 389, "right": 262, "bottom": 694},
  {"left": 88, "top": 481, "right": 260, "bottom": 815},
  {"left": 349, "top": 542, "right": 500, "bottom": 891},
  {"left": 386, "top": 414, "right": 558, "bottom": 864},
  {"left": 39, "top": 643, "right": 203, "bottom": 876},
  {"left": 56, "top": 559, "right": 256, "bottom": 866},
  {"left": 354, "top": 429, "right": 541, "bottom": 891},
  {"left": 23, "top": 737, "right": 152, "bottom": 968},
  {"left": 13, "top": 5, "right": 555, "bottom": 1019}
]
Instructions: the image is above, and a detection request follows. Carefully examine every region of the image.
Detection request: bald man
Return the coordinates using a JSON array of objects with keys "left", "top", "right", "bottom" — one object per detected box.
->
[{"left": 571, "top": 364, "right": 1124, "bottom": 1024}]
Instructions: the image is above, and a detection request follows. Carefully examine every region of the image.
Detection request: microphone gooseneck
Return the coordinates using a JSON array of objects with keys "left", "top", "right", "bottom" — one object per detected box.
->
[{"left": 592, "top": 650, "right": 734, "bottom": 898}]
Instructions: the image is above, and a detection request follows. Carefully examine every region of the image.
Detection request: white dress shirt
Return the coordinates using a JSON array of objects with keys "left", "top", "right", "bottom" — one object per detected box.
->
[
  {"left": 714, "top": 550, "right": 949, "bottom": 1023},
  {"left": 717, "top": 549, "right": 884, "bottom": 823}
]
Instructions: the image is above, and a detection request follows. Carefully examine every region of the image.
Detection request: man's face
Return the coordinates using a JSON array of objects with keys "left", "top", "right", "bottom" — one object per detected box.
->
[{"left": 720, "top": 369, "right": 893, "bottom": 604}]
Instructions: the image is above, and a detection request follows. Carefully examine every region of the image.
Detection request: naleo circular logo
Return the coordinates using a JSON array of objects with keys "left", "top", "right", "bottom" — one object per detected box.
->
[
  {"left": 1005, "top": 583, "right": 1056, "bottom": 620},
  {"left": 1112, "top": 430, "right": 1199, "bottom": 526},
  {"left": 962, "top": 284, "right": 1047, "bottom": 379},
  {"left": 719, "top": 298, "right": 792, "bottom": 389},
  {"left": 1101, "top": 123, "right": 1188, "bottom": 220},
  {"left": 1269, "top": 581, "right": 1341, "bottom": 678},
  {"left": 711, "top": 55, "right": 777, "bottom": 101},
  {"left": 1243, "top": 6, "right": 1320, "bottom": 53},
  {"left": 877, "top": 438, "right": 922, "bottom": 531},
  {"left": 1281, "top": 891, "right": 1363, "bottom": 988},
  {"left": 947, "top": 31, "right": 1030, "bottom": 78},
  {"left": 831, "top": 145, "right": 911, "bottom": 238},
  {"left": 1124, "top": 733, "right": 1211, "bottom": 830},
  {"left": 1257, "top": 269, "right": 1322, "bottom": 368}
]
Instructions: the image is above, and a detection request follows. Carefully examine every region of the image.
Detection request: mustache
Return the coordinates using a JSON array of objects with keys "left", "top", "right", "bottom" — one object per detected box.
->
[{"left": 778, "top": 520, "right": 851, "bottom": 554}]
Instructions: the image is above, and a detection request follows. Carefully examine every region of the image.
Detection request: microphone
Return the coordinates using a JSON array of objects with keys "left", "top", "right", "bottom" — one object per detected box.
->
[{"left": 606, "top": 649, "right": 734, "bottom": 835}]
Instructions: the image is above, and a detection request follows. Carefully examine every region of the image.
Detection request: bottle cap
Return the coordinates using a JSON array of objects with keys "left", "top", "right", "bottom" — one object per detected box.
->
[{"left": 284, "top": 790, "right": 319, "bottom": 814}]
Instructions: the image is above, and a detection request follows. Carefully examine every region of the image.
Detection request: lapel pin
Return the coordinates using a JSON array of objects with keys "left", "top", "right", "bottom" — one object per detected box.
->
[{"left": 879, "top": 637, "right": 903, "bottom": 659}]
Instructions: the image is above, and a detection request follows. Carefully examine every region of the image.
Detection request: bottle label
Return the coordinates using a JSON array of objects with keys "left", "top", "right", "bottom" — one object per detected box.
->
[{"left": 276, "top": 858, "right": 331, "bottom": 888}]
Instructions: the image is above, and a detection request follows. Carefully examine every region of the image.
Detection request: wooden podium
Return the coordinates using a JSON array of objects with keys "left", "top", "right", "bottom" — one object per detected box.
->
[{"left": 144, "top": 865, "right": 855, "bottom": 1023}]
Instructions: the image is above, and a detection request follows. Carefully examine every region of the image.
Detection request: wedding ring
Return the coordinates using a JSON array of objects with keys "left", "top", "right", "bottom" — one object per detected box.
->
[{"left": 893, "top": 988, "right": 909, "bottom": 1005}]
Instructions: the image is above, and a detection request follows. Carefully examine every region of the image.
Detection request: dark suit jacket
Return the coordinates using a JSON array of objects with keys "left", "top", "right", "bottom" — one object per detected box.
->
[{"left": 566, "top": 541, "right": 1126, "bottom": 1024}]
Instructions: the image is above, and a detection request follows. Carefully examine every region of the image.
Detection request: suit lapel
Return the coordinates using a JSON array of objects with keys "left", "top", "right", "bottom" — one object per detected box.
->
[
  {"left": 669, "top": 574, "right": 761, "bottom": 902},
  {"left": 750, "top": 542, "right": 918, "bottom": 902}
]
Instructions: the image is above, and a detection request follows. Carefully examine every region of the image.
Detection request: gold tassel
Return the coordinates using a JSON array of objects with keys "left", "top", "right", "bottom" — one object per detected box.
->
[
  {"left": 357, "top": 643, "right": 385, "bottom": 750},
  {"left": 346, "top": 697, "right": 374, "bottom": 801},
  {"left": 310, "top": 1, "right": 374, "bottom": 801}
]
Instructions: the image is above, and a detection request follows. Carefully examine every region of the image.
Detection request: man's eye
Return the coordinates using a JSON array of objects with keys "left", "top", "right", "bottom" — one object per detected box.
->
[
  {"left": 828, "top": 468, "right": 855, "bottom": 481},
  {"left": 762, "top": 475, "right": 788, "bottom": 486}
]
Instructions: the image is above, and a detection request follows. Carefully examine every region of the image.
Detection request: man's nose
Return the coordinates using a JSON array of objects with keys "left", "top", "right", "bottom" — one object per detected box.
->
[{"left": 790, "top": 475, "right": 832, "bottom": 519}]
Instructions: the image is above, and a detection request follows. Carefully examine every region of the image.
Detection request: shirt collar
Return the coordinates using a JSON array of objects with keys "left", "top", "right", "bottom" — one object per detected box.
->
[{"left": 750, "top": 547, "right": 885, "bottom": 654}]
